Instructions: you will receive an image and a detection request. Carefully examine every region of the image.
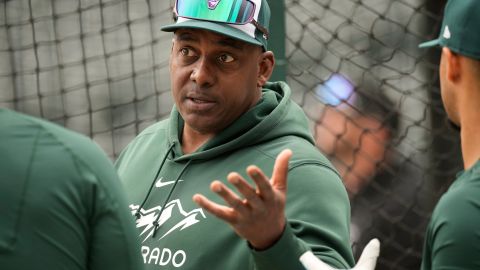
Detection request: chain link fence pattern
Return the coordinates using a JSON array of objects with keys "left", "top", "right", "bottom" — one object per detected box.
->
[{"left": 0, "top": 0, "right": 462, "bottom": 269}]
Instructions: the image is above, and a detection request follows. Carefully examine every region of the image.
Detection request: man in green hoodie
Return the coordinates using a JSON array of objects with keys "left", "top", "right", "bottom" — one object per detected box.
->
[
  {"left": 115, "top": 0, "right": 354, "bottom": 269},
  {"left": 418, "top": 0, "right": 480, "bottom": 269}
]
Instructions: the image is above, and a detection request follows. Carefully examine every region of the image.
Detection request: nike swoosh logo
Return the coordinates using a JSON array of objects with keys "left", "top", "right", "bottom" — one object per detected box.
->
[{"left": 155, "top": 177, "right": 183, "bottom": 188}]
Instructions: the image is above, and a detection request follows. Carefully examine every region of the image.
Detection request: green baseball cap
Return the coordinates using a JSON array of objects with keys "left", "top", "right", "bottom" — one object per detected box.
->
[
  {"left": 419, "top": 0, "right": 480, "bottom": 60},
  {"left": 161, "top": 0, "right": 271, "bottom": 50}
]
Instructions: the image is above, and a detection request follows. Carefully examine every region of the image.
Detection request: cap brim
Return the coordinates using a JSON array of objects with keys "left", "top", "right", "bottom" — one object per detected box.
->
[
  {"left": 418, "top": 38, "right": 441, "bottom": 48},
  {"left": 161, "top": 20, "right": 262, "bottom": 47}
]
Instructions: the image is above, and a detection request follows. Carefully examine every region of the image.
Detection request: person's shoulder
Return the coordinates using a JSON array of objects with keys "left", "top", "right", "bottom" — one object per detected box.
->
[
  {"left": 439, "top": 170, "right": 480, "bottom": 206},
  {"left": 125, "top": 119, "right": 169, "bottom": 147},
  {"left": 285, "top": 135, "right": 333, "bottom": 165},
  {"left": 35, "top": 118, "right": 126, "bottom": 200},
  {"left": 426, "top": 174, "right": 480, "bottom": 265},
  {"left": 1, "top": 109, "right": 97, "bottom": 153},
  {"left": 256, "top": 135, "right": 337, "bottom": 174},
  {"left": 139, "top": 118, "right": 169, "bottom": 135},
  {"left": 431, "top": 175, "right": 480, "bottom": 230},
  {"left": 35, "top": 117, "right": 106, "bottom": 161},
  {"left": 1, "top": 109, "right": 116, "bottom": 182},
  {"left": 114, "top": 119, "right": 171, "bottom": 171},
  {"left": 117, "top": 119, "right": 169, "bottom": 155}
]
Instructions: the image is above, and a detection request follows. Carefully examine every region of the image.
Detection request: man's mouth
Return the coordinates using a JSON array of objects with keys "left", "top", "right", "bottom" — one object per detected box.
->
[
  {"left": 189, "top": 97, "right": 211, "bottom": 103},
  {"left": 185, "top": 96, "right": 216, "bottom": 111}
]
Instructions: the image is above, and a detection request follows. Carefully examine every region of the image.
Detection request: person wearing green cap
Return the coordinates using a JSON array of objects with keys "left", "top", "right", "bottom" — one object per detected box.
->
[
  {"left": 115, "top": 0, "right": 355, "bottom": 269},
  {"left": 419, "top": 0, "right": 480, "bottom": 269}
]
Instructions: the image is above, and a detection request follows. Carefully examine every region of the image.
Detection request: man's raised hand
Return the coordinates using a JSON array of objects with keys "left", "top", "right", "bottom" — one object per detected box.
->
[{"left": 193, "top": 149, "right": 292, "bottom": 250}]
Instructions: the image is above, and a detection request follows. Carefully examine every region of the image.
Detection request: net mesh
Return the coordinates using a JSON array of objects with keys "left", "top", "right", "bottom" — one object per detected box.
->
[{"left": 0, "top": 0, "right": 462, "bottom": 269}]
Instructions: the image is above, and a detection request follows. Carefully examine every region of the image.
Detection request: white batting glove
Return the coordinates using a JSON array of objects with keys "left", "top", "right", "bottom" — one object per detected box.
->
[{"left": 299, "top": 239, "right": 380, "bottom": 270}]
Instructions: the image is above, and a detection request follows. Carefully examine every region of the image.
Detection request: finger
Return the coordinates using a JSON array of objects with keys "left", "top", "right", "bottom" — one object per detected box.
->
[
  {"left": 192, "top": 194, "right": 237, "bottom": 223},
  {"left": 271, "top": 149, "right": 292, "bottom": 191},
  {"left": 246, "top": 165, "right": 274, "bottom": 201},
  {"left": 227, "top": 172, "right": 263, "bottom": 209},
  {"left": 210, "top": 180, "right": 247, "bottom": 213}
]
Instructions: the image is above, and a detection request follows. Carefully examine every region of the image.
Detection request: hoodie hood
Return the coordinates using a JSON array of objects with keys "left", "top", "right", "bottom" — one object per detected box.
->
[{"left": 168, "top": 81, "right": 315, "bottom": 161}]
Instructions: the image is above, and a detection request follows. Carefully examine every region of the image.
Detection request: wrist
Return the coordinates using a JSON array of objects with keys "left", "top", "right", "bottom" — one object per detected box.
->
[{"left": 249, "top": 221, "right": 286, "bottom": 251}]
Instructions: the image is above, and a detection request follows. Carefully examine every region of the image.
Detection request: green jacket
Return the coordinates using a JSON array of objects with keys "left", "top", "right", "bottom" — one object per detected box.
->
[
  {"left": 0, "top": 109, "right": 143, "bottom": 270},
  {"left": 421, "top": 160, "right": 480, "bottom": 270},
  {"left": 115, "top": 81, "right": 355, "bottom": 270}
]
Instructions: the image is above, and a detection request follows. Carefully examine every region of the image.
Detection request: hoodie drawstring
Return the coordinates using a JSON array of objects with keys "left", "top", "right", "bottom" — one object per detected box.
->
[
  {"left": 151, "top": 159, "right": 192, "bottom": 238},
  {"left": 134, "top": 143, "right": 175, "bottom": 220}
]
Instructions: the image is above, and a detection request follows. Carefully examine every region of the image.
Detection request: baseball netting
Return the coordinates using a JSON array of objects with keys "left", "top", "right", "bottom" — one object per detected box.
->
[{"left": 0, "top": 0, "right": 461, "bottom": 269}]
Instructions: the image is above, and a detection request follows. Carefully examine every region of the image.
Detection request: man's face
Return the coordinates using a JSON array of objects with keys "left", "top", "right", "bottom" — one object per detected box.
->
[{"left": 170, "top": 29, "right": 263, "bottom": 135}]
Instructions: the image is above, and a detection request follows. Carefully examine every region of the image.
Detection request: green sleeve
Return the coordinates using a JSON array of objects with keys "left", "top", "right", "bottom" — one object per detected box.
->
[{"left": 251, "top": 164, "right": 354, "bottom": 270}]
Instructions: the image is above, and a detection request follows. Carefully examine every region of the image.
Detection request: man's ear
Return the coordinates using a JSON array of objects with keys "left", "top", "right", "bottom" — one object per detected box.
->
[
  {"left": 443, "top": 47, "right": 461, "bottom": 83},
  {"left": 257, "top": 51, "right": 275, "bottom": 87}
]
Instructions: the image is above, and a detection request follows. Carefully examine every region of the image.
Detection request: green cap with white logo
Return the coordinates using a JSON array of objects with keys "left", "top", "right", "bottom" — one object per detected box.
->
[{"left": 419, "top": 0, "right": 480, "bottom": 60}]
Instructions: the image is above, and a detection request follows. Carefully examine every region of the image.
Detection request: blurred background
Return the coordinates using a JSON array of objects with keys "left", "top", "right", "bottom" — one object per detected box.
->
[{"left": 0, "top": 0, "right": 461, "bottom": 269}]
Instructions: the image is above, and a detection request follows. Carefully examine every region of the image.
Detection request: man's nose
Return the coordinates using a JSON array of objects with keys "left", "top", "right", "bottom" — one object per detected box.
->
[{"left": 190, "top": 57, "right": 215, "bottom": 88}]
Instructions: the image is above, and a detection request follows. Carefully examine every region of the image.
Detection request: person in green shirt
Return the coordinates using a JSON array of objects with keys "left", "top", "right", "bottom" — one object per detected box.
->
[
  {"left": 419, "top": 0, "right": 480, "bottom": 269},
  {"left": 0, "top": 109, "right": 143, "bottom": 270},
  {"left": 115, "top": 0, "right": 354, "bottom": 269}
]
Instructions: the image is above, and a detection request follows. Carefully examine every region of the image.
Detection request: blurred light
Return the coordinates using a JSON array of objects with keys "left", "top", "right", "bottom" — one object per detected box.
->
[{"left": 313, "top": 73, "right": 355, "bottom": 107}]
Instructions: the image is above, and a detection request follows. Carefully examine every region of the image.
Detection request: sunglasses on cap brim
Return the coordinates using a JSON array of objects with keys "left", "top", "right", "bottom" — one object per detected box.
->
[{"left": 173, "top": 0, "right": 269, "bottom": 39}]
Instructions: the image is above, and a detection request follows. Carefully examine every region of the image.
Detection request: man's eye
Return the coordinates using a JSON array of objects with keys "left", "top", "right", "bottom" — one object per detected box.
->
[
  {"left": 180, "top": 48, "right": 193, "bottom": 56},
  {"left": 218, "top": 54, "right": 234, "bottom": 63}
]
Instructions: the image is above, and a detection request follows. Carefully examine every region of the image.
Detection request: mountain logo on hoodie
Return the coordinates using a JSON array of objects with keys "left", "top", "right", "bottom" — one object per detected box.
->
[{"left": 130, "top": 200, "right": 206, "bottom": 242}]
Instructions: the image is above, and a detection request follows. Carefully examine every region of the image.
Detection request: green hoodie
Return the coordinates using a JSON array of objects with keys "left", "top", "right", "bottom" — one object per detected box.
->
[
  {"left": 115, "top": 82, "right": 355, "bottom": 270},
  {"left": 0, "top": 109, "right": 143, "bottom": 270}
]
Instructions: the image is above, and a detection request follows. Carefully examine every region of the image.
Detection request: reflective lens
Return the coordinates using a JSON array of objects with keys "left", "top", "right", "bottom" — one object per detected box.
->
[{"left": 176, "top": 0, "right": 256, "bottom": 25}]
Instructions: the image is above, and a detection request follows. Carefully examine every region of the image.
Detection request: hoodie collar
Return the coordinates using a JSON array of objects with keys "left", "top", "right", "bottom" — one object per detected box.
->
[{"left": 167, "top": 82, "right": 314, "bottom": 161}]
